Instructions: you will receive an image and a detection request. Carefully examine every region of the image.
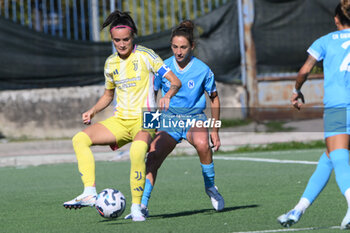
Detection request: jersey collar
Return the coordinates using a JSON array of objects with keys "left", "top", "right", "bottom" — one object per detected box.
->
[{"left": 173, "top": 56, "right": 194, "bottom": 73}]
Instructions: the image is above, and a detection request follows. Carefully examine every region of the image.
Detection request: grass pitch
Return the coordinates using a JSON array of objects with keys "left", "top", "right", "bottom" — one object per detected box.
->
[{"left": 0, "top": 148, "right": 346, "bottom": 233}]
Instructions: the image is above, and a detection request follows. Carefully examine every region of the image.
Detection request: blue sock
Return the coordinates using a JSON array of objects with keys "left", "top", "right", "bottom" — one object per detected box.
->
[
  {"left": 330, "top": 149, "right": 350, "bottom": 195},
  {"left": 201, "top": 162, "right": 215, "bottom": 188},
  {"left": 301, "top": 152, "right": 333, "bottom": 203},
  {"left": 141, "top": 178, "right": 153, "bottom": 207}
]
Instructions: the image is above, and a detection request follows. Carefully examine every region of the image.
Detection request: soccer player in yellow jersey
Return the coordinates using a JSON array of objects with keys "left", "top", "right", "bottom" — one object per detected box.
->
[{"left": 63, "top": 10, "right": 181, "bottom": 222}]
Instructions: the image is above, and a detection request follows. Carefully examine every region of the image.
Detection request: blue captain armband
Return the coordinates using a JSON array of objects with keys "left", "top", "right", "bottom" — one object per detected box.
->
[{"left": 157, "top": 64, "right": 170, "bottom": 77}]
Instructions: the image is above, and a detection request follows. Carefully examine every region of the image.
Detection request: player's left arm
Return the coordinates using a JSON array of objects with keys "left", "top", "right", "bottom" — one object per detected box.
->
[{"left": 209, "top": 91, "right": 221, "bottom": 151}]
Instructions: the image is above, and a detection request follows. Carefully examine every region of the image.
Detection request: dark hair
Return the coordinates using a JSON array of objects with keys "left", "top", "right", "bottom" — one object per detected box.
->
[
  {"left": 102, "top": 10, "right": 138, "bottom": 35},
  {"left": 171, "top": 20, "right": 195, "bottom": 46},
  {"left": 335, "top": 0, "right": 350, "bottom": 26}
]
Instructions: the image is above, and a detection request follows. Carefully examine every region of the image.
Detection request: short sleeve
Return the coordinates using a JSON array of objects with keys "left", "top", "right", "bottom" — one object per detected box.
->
[
  {"left": 104, "top": 59, "right": 115, "bottom": 90},
  {"left": 204, "top": 69, "right": 217, "bottom": 96},
  {"left": 307, "top": 36, "right": 327, "bottom": 61}
]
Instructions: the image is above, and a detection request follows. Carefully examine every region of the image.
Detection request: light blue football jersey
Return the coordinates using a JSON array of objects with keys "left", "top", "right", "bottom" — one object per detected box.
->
[
  {"left": 308, "top": 29, "right": 350, "bottom": 107},
  {"left": 155, "top": 56, "right": 217, "bottom": 114}
]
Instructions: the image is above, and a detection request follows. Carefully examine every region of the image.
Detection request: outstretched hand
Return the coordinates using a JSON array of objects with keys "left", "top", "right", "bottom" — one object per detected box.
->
[{"left": 291, "top": 91, "right": 305, "bottom": 110}]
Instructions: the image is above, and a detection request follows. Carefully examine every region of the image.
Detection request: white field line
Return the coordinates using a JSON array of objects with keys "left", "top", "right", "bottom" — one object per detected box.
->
[
  {"left": 1, "top": 149, "right": 322, "bottom": 168},
  {"left": 214, "top": 156, "right": 318, "bottom": 165},
  {"left": 232, "top": 225, "right": 339, "bottom": 233},
  {"left": 218, "top": 149, "right": 324, "bottom": 157}
]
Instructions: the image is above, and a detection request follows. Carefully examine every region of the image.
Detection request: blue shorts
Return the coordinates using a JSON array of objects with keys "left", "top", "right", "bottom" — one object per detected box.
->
[
  {"left": 324, "top": 107, "right": 350, "bottom": 138},
  {"left": 159, "top": 112, "right": 207, "bottom": 143}
]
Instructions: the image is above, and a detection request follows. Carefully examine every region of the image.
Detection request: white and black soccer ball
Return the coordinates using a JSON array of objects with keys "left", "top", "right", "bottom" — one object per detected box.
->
[{"left": 95, "top": 188, "right": 126, "bottom": 219}]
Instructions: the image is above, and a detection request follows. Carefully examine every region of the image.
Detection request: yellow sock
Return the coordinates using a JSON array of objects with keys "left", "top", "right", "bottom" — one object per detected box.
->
[
  {"left": 72, "top": 132, "right": 95, "bottom": 187},
  {"left": 129, "top": 140, "right": 148, "bottom": 204}
]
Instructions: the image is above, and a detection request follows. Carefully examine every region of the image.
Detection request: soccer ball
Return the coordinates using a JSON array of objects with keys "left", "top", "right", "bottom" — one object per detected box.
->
[{"left": 95, "top": 188, "right": 126, "bottom": 219}]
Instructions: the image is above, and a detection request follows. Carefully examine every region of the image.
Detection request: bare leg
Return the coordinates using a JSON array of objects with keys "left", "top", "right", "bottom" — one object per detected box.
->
[
  {"left": 83, "top": 123, "right": 117, "bottom": 145},
  {"left": 186, "top": 126, "right": 212, "bottom": 164},
  {"left": 145, "top": 131, "right": 177, "bottom": 185},
  {"left": 325, "top": 134, "right": 349, "bottom": 154}
]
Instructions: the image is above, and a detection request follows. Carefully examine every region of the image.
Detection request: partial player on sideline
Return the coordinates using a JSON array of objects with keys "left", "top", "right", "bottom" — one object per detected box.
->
[
  {"left": 278, "top": 0, "right": 350, "bottom": 229},
  {"left": 63, "top": 10, "right": 181, "bottom": 222}
]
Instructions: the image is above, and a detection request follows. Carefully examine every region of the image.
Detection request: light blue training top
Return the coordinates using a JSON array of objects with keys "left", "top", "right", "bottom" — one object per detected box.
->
[
  {"left": 154, "top": 56, "right": 217, "bottom": 115},
  {"left": 308, "top": 29, "right": 350, "bottom": 108}
]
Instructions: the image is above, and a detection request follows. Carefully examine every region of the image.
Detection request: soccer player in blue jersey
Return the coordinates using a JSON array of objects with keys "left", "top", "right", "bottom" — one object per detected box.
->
[
  {"left": 125, "top": 20, "right": 224, "bottom": 218},
  {"left": 278, "top": 0, "right": 350, "bottom": 229}
]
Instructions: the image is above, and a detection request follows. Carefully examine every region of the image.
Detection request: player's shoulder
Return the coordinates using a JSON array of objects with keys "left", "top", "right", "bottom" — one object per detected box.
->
[
  {"left": 312, "top": 30, "right": 349, "bottom": 50},
  {"left": 135, "top": 44, "right": 159, "bottom": 59},
  {"left": 104, "top": 53, "right": 119, "bottom": 71},
  {"left": 163, "top": 56, "right": 174, "bottom": 66},
  {"left": 316, "top": 30, "right": 339, "bottom": 43},
  {"left": 105, "top": 52, "right": 119, "bottom": 63},
  {"left": 192, "top": 57, "right": 210, "bottom": 70},
  {"left": 191, "top": 57, "right": 213, "bottom": 77},
  {"left": 106, "top": 52, "right": 119, "bottom": 61}
]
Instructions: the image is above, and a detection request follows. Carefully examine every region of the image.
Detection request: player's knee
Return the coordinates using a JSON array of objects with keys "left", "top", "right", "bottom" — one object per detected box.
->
[
  {"left": 72, "top": 131, "right": 92, "bottom": 148},
  {"left": 194, "top": 140, "right": 210, "bottom": 153}
]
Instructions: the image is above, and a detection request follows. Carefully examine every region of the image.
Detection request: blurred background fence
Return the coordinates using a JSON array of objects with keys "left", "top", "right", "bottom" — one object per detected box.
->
[
  {"left": 0, "top": 0, "right": 342, "bottom": 139},
  {"left": 0, "top": 0, "right": 227, "bottom": 41},
  {"left": 0, "top": 0, "right": 339, "bottom": 90}
]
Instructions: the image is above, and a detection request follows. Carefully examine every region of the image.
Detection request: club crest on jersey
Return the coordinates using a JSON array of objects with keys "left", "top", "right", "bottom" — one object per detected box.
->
[
  {"left": 132, "top": 60, "right": 138, "bottom": 71},
  {"left": 188, "top": 80, "right": 195, "bottom": 89}
]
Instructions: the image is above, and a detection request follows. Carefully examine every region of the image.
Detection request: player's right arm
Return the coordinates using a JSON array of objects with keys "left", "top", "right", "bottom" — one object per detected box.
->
[
  {"left": 82, "top": 56, "right": 116, "bottom": 124},
  {"left": 82, "top": 88, "right": 115, "bottom": 124},
  {"left": 159, "top": 70, "right": 181, "bottom": 111},
  {"left": 291, "top": 55, "right": 317, "bottom": 110}
]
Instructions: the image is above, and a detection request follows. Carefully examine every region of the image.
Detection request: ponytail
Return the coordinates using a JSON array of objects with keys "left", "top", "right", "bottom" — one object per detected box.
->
[{"left": 102, "top": 10, "right": 138, "bottom": 35}]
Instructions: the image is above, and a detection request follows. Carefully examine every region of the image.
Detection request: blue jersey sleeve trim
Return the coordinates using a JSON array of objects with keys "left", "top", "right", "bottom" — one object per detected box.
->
[{"left": 307, "top": 48, "right": 322, "bottom": 61}]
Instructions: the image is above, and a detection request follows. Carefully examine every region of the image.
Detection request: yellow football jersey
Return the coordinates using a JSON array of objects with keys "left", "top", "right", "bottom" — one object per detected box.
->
[{"left": 104, "top": 45, "right": 169, "bottom": 119}]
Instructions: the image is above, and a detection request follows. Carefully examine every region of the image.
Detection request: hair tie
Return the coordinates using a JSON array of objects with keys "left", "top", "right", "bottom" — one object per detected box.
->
[{"left": 110, "top": 25, "right": 134, "bottom": 32}]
